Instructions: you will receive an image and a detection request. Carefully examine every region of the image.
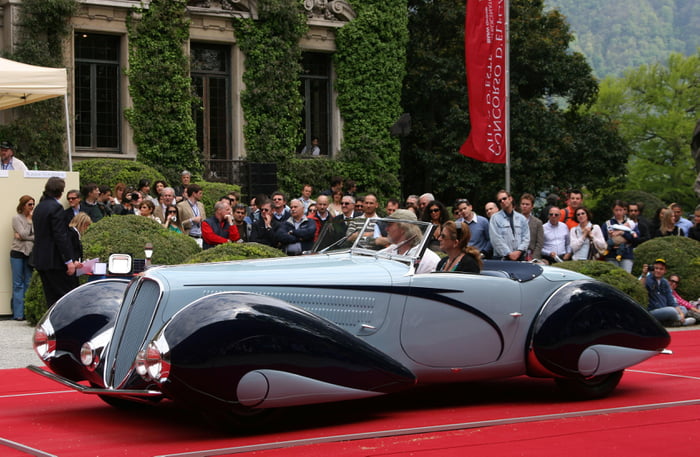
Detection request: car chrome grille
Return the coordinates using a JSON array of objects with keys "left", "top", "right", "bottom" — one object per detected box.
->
[{"left": 108, "top": 278, "right": 161, "bottom": 388}]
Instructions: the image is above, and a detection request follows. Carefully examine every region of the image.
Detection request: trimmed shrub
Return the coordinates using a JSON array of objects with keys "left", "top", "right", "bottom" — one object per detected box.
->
[
  {"left": 198, "top": 181, "right": 242, "bottom": 215},
  {"left": 184, "top": 242, "right": 284, "bottom": 263},
  {"left": 553, "top": 260, "right": 648, "bottom": 306},
  {"left": 632, "top": 236, "right": 700, "bottom": 300},
  {"left": 74, "top": 159, "right": 168, "bottom": 190},
  {"left": 82, "top": 215, "right": 200, "bottom": 264},
  {"left": 25, "top": 214, "right": 201, "bottom": 324}
]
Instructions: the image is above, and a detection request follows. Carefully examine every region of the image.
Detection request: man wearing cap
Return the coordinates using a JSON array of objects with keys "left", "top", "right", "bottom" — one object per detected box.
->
[
  {"left": 0, "top": 141, "right": 28, "bottom": 171},
  {"left": 641, "top": 259, "right": 696, "bottom": 326},
  {"left": 379, "top": 209, "right": 439, "bottom": 274}
]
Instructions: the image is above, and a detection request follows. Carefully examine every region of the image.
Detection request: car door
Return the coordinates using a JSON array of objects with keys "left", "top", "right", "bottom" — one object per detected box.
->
[{"left": 399, "top": 271, "right": 522, "bottom": 367}]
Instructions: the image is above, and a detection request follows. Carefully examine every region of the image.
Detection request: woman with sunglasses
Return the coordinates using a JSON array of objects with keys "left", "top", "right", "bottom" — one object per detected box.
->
[
  {"left": 421, "top": 200, "right": 450, "bottom": 250},
  {"left": 436, "top": 221, "right": 482, "bottom": 273},
  {"left": 570, "top": 207, "right": 606, "bottom": 260},
  {"left": 139, "top": 199, "right": 162, "bottom": 224},
  {"left": 667, "top": 274, "right": 700, "bottom": 319},
  {"left": 162, "top": 204, "right": 183, "bottom": 233},
  {"left": 10, "top": 195, "right": 35, "bottom": 320}
]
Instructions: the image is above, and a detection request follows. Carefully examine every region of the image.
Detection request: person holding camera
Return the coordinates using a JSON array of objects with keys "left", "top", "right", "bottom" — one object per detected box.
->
[
  {"left": 162, "top": 204, "right": 183, "bottom": 233},
  {"left": 202, "top": 200, "right": 240, "bottom": 249}
]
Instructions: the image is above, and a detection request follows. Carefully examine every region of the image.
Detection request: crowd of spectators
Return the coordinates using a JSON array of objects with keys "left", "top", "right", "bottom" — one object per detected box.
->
[{"left": 10, "top": 168, "right": 700, "bottom": 327}]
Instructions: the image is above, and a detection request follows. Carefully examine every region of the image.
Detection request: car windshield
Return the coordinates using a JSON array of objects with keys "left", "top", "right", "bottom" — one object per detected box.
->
[{"left": 311, "top": 217, "right": 434, "bottom": 260}]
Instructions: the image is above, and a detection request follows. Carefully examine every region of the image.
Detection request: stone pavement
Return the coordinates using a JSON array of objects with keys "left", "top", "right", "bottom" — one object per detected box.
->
[{"left": 0, "top": 317, "right": 37, "bottom": 369}]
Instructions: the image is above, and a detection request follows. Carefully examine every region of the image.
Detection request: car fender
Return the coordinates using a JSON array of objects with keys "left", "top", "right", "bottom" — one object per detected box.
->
[
  {"left": 527, "top": 279, "right": 670, "bottom": 379},
  {"left": 35, "top": 279, "right": 130, "bottom": 382},
  {"left": 154, "top": 291, "right": 417, "bottom": 408}
]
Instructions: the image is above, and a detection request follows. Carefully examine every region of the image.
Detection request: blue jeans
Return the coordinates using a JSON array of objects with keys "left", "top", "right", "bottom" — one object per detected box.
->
[
  {"left": 649, "top": 306, "right": 680, "bottom": 324},
  {"left": 10, "top": 256, "right": 32, "bottom": 319}
]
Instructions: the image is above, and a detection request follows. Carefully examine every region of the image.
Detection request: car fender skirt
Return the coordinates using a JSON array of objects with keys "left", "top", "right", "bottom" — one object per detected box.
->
[
  {"left": 237, "top": 369, "right": 385, "bottom": 408},
  {"left": 527, "top": 280, "right": 670, "bottom": 378},
  {"left": 160, "top": 292, "right": 416, "bottom": 404}
]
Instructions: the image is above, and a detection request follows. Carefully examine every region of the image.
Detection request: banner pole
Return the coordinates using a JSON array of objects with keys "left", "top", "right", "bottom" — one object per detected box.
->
[{"left": 505, "top": 0, "right": 511, "bottom": 193}]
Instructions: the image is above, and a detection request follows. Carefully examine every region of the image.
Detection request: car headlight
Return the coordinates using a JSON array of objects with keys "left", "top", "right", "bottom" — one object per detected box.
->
[
  {"left": 79, "top": 328, "right": 114, "bottom": 371},
  {"left": 135, "top": 334, "right": 170, "bottom": 383},
  {"left": 33, "top": 321, "right": 56, "bottom": 361}
]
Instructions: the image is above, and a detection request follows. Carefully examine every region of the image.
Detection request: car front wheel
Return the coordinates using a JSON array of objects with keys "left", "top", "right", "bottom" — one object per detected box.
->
[{"left": 555, "top": 370, "right": 624, "bottom": 400}]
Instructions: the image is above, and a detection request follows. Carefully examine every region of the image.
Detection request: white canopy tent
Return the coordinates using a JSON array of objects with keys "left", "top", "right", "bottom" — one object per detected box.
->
[{"left": 0, "top": 57, "right": 73, "bottom": 170}]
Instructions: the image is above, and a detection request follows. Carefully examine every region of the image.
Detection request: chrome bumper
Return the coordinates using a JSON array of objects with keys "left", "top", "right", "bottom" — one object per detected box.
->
[{"left": 27, "top": 365, "right": 162, "bottom": 397}]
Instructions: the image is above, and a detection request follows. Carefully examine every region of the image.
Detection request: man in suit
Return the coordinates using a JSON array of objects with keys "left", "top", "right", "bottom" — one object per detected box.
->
[{"left": 33, "top": 177, "right": 81, "bottom": 306}]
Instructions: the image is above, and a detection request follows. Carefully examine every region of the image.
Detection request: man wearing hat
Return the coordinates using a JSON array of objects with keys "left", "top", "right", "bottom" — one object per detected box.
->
[
  {"left": 378, "top": 209, "right": 440, "bottom": 274},
  {"left": 0, "top": 141, "right": 28, "bottom": 171},
  {"left": 641, "top": 258, "right": 696, "bottom": 326}
]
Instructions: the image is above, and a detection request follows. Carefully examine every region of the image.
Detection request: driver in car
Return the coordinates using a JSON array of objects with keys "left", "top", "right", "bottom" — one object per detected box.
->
[{"left": 379, "top": 209, "right": 440, "bottom": 274}]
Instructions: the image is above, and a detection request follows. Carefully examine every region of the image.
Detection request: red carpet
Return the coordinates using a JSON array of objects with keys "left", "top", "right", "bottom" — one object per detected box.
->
[{"left": 2, "top": 330, "right": 699, "bottom": 456}]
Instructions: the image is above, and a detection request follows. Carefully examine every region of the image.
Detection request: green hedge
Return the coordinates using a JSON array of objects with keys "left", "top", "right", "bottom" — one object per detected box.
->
[
  {"left": 185, "top": 242, "right": 284, "bottom": 263},
  {"left": 632, "top": 236, "right": 700, "bottom": 300},
  {"left": 553, "top": 260, "right": 648, "bottom": 306},
  {"left": 74, "top": 159, "right": 168, "bottom": 190},
  {"left": 82, "top": 215, "right": 200, "bottom": 264}
]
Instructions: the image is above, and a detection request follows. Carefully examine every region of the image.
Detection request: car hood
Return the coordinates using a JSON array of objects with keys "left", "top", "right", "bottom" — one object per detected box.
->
[{"left": 145, "top": 252, "right": 411, "bottom": 290}]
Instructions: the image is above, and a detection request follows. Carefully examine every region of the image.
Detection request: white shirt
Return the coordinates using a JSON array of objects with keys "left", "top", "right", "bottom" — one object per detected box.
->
[
  {"left": 1, "top": 157, "right": 28, "bottom": 171},
  {"left": 542, "top": 221, "right": 571, "bottom": 256}
]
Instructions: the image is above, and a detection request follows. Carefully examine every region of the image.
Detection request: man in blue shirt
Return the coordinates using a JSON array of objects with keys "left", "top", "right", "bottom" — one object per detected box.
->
[
  {"left": 488, "top": 190, "right": 529, "bottom": 261},
  {"left": 454, "top": 198, "right": 491, "bottom": 258},
  {"left": 642, "top": 258, "right": 695, "bottom": 326}
]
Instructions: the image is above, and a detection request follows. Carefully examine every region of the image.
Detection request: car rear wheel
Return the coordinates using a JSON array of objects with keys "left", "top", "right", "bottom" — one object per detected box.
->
[{"left": 555, "top": 370, "right": 624, "bottom": 400}]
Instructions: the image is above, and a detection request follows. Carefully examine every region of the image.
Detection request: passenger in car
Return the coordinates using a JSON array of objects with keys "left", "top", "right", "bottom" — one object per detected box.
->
[
  {"left": 379, "top": 209, "right": 439, "bottom": 274},
  {"left": 436, "top": 221, "right": 482, "bottom": 273}
]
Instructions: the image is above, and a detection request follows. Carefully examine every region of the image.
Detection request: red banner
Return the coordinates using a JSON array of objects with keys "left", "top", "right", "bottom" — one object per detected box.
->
[{"left": 460, "top": 0, "right": 507, "bottom": 164}]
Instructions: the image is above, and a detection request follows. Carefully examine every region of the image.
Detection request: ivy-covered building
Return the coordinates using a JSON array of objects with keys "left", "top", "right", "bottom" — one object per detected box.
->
[
  {"left": 0, "top": 0, "right": 406, "bottom": 197},
  {"left": 2, "top": 0, "right": 352, "bottom": 159}
]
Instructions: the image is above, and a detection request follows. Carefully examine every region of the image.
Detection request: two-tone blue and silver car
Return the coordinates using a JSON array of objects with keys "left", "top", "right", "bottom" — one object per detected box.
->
[{"left": 30, "top": 217, "right": 670, "bottom": 425}]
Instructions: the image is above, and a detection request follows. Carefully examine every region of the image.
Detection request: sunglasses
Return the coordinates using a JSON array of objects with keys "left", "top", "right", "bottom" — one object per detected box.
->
[
  {"left": 430, "top": 208, "right": 440, "bottom": 213},
  {"left": 67, "top": 196, "right": 79, "bottom": 200},
  {"left": 499, "top": 196, "right": 509, "bottom": 202},
  {"left": 167, "top": 211, "right": 177, "bottom": 214},
  {"left": 668, "top": 279, "right": 679, "bottom": 284},
  {"left": 549, "top": 213, "right": 560, "bottom": 217},
  {"left": 27, "top": 202, "right": 35, "bottom": 206},
  {"left": 260, "top": 208, "right": 270, "bottom": 212}
]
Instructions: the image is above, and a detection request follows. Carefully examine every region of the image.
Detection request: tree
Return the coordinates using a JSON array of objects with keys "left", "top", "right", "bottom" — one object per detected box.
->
[
  {"left": 591, "top": 50, "right": 700, "bottom": 209},
  {"left": 125, "top": 0, "right": 201, "bottom": 178},
  {"left": 402, "top": 0, "right": 628, "bottom": 206}
]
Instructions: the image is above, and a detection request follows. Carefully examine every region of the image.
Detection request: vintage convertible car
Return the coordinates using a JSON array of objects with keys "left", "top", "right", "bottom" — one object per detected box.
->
[{"left": 30, "top": 217, "right": 670, "bottom": 424}]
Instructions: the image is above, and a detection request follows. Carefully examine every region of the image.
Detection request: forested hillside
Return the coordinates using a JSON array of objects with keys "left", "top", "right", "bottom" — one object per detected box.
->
[{"left": 545, "top": 0, "right": 699, "bottom": 77}]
